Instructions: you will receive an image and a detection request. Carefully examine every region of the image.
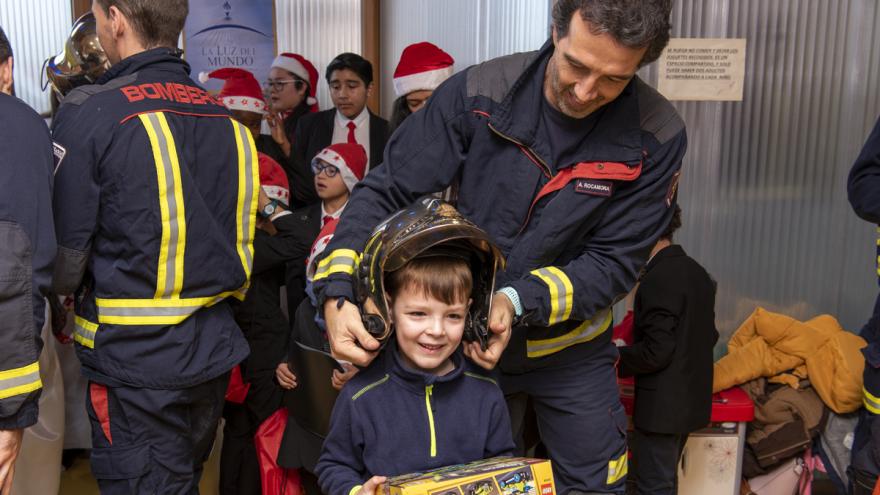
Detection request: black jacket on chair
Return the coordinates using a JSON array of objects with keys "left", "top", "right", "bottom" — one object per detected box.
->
[
  {"left": 618, "top": 244, "right": 719, "bottom": 434},
  {"left": 290, "top": 109, "right": 390, "bottom": 207}
]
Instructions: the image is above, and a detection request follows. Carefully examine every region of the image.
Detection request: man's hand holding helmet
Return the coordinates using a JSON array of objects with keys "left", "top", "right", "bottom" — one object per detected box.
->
[
  {"left": 323, "top": 297, "right": 381, "bottom": 367},
  {"left": 463, "top": 292, "right": 515, "bottom": 369}
]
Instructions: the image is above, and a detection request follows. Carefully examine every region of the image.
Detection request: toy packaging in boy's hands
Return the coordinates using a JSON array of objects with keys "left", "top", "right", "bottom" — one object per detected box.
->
[{"left": 378, "top": 457, "right": 555, "bottom": 495}]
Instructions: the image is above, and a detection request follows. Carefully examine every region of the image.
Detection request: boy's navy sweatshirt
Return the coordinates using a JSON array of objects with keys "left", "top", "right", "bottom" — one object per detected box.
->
[{"left": 315, "top": 343, "right": 515, "bottom": 495}]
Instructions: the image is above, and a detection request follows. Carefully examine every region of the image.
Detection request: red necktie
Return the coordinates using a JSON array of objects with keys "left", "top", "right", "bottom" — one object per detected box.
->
[
  {"left": 346, "top": 121, "right": 357, "bottom": 144},
  {"left": 322, "top": 215, "right": 333, "bottom": 227}
]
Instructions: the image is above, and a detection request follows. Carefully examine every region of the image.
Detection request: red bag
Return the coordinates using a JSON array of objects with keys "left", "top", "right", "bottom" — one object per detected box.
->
[
  {"left": 225, "top": 365, "right": 251, "bottom": 404},
  {"left": 255, "top": 408, "right": 302, "bottom": 495}
]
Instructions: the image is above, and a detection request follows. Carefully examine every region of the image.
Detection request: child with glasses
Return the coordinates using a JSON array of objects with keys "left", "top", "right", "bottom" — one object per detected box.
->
[
  {"left": 274, "top": 142, "right": 368, "bottom": 495},
  {"left": 264, "top": 53, "right": 320, "bottom": 208}
]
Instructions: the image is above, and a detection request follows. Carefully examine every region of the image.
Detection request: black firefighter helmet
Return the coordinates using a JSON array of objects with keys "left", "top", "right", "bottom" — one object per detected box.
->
[
  {"left": 44, "top": 13, "right": 110, "bottom": 98},
  {"left": 355, "top": 197, "right": 505, "bottom": 350}
]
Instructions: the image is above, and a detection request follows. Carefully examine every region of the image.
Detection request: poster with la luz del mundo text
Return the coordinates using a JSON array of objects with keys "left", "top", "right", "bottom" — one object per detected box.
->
[{"left": 184, "top": 0, "right": 276, "bottom": 93}]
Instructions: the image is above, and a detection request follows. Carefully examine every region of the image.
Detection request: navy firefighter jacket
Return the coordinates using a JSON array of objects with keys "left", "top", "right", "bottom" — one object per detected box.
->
[
  {"left": 315, "top": 343, "right": 515, "bottom": 495},
  {"left": 314, "top": 40, "right": 686, "bottom": 370},
  {"left": 51, "top": 48, "right": 259, "bottom": 388},
  {"left": 0, "top": 94, "right": 56, "bottom": 429},
  {"left": 848, "top": 115, "right": 880, "bottom": 322},
  {"left": 848, "top": 115, "right": 880, "bottom": 477}
]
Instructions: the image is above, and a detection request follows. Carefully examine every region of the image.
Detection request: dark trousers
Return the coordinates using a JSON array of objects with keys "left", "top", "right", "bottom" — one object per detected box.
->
[
  {"left": 852, "top": 467, "right": 879, "bottom": 495},
  {"left": 219, "top": 402, "right": 262, "bottom": 495},
  {"left": 629, "top": 428, "right": 688, "bottom": 495},
  {"left": 502, "top": 347, "right": 628, "bottom": 495},
  {"left": 85, "top": 372, "right": 230, "bottom": 495}
]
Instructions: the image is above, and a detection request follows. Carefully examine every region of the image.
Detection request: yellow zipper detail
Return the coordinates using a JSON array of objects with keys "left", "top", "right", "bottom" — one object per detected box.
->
[{"left": 425, "top": 385, "right": 437, "bottom": 457}]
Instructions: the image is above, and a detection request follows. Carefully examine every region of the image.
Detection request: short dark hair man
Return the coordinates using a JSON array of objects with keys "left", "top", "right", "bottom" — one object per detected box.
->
[
  {"left": 0, "top": 24, "right": 56, "bottom": 494},
  {"left": 288, "top": 52, "right": 389, "bottom": 207},
  {"left": 51, "top": 0, "right": 259, "bottom": 491},
  {"left": 315, "top": 0, "right": 684, "bottom": 492},
  {"left": 618, "top": 206, "right": 719, "bottom": 495}
]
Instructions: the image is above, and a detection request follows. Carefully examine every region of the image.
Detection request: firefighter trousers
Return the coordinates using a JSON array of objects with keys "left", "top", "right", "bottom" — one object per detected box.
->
[
  {"left": 85, "top": 372, "right": 230, "bottom": 494},
  {"left": 502, "top": 344, "right": 628, "bottom": 495}
]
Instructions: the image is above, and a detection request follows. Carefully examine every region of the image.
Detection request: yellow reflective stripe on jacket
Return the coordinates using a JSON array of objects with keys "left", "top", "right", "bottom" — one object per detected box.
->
[
  {"left": 876, "top": 226, "right": 880, "bottom": 277},
  {"left": 0, "top": 361, "right": 41, "bottom": 400},
  {"left": 139, "top": 112, "right": 187, "bottom": 299},
  {"left": 313, "top": 249, "right": 360, "bottom": 281},
  {"left": 231, "top": 118, "right": 259, "bottom": 280},
  {"left": 526, "top": 309, "right": 612, "bottom": 358},
  {"left": 95, "top": 290, "right": 238, "bottom": 325},
  {"left": 74, "top": 316, "right": 98, "bottom": 349},
  {"left": 425, "top": 385, "right": 437, "bottom": 457},
  {"left": 864, "top": 386, "right": 880, "bottom": 414},
  {"left": 606, "top": 450, "right": 628, "bottom": 485},
  {"left": 530, "top": 266, "right": 574, "bottom": 325}
]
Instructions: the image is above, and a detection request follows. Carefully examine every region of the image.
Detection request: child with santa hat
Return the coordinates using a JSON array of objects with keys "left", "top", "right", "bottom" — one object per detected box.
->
[
  {"left": 273, "top": 143, "right": 368, "bottom": 495},
  {"left": 390, "top": 42, "right": 455, "bottom": 131}
]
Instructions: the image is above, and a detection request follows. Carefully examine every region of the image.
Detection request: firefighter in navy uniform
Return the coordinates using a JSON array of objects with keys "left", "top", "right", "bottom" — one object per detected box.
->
[
  {"left": 315, "top": 1, "right": 682, "bottom": 493},
  {"left": 0, "top": 26, "right": 57, "bottom": 493},
  {"left": 50, "top": 1, "right": 259, "bottom": 493},
  {"left": 848, "top": 115, "right": 880, "bottom": 494}
]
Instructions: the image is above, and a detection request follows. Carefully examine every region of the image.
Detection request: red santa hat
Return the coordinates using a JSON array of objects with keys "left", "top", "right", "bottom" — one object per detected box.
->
[
  {"left": 306, "top": 217, "right": 338, "bottom": 280},
  {"left": 311, "top": 143, "right": 367, "bottom": 192},
  {"left": 271, "top": 52, "right": 319, "bottom": 112},
  {"left": 258, "top": 153, "right": 290, "bottom": 208},
  {"left": 393, "top": 42, "right": 455, "bottom": 97},
  {"left": 198, "top": 67, "right": 267, "bottom": 114}
]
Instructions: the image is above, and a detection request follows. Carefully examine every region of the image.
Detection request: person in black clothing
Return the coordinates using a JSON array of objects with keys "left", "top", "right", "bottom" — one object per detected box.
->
[
  {"left": 219, "top": 155, "right": 312, "bottom": 495},
  {"left": 263, "top": 52, "right": 321, "bottom": 196},
  {"left": 618, "top": 206, "right": 719, "bottom": 495},
  {"left": 283, "top": 143, "right": 369, "bottom": 329},
  {"left": 291, "top": 53, "right": 389, "bottom": 206}
]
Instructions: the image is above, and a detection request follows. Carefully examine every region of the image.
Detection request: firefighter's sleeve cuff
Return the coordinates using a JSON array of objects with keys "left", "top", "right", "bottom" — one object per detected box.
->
[
  {"left": 497, "top": 287, "right": 523, "bottom": 317},
  {"left": 318, "top": 279, "right": 355, "bottom": 308},
  {"left": 349, "top": 484, "right": 363, "bottom": 495},
  {"left": 0, "top": 401, "right": 38, "bottom": 430}
]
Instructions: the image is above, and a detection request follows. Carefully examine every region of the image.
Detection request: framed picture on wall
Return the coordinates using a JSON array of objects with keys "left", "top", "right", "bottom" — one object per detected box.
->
[{"left": 183, "top": 0, "right": 276, "bottom": 92}]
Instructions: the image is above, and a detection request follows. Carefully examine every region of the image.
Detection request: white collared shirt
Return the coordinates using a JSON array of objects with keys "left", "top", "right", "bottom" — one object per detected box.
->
[
  {"left": 321, "top": 201, "right": 348, "bottom": 227},
  {"left": 331, "top": 107, "right": 371, "bottom": 167}
]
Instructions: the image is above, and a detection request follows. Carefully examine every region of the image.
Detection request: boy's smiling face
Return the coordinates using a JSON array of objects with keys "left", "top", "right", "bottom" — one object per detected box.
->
[{"left": 390, "top": 289, "right": 470, "bottom": 376}]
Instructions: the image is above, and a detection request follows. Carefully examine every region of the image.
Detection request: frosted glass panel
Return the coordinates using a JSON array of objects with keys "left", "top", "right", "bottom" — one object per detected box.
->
[
  {"left": 275, "top": 0, "right": 362, "bottom": 112},
  {"left": 637, "top": 0, "right": 880, "bottom": 342},
  {"left": 0, "top": 0, "right": 71, "bottom": 115}
]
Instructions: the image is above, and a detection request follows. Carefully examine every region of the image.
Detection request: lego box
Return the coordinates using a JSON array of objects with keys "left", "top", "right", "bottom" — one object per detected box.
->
[{"left": 379, "top": 457, "right": 555, "bottom": 495}]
